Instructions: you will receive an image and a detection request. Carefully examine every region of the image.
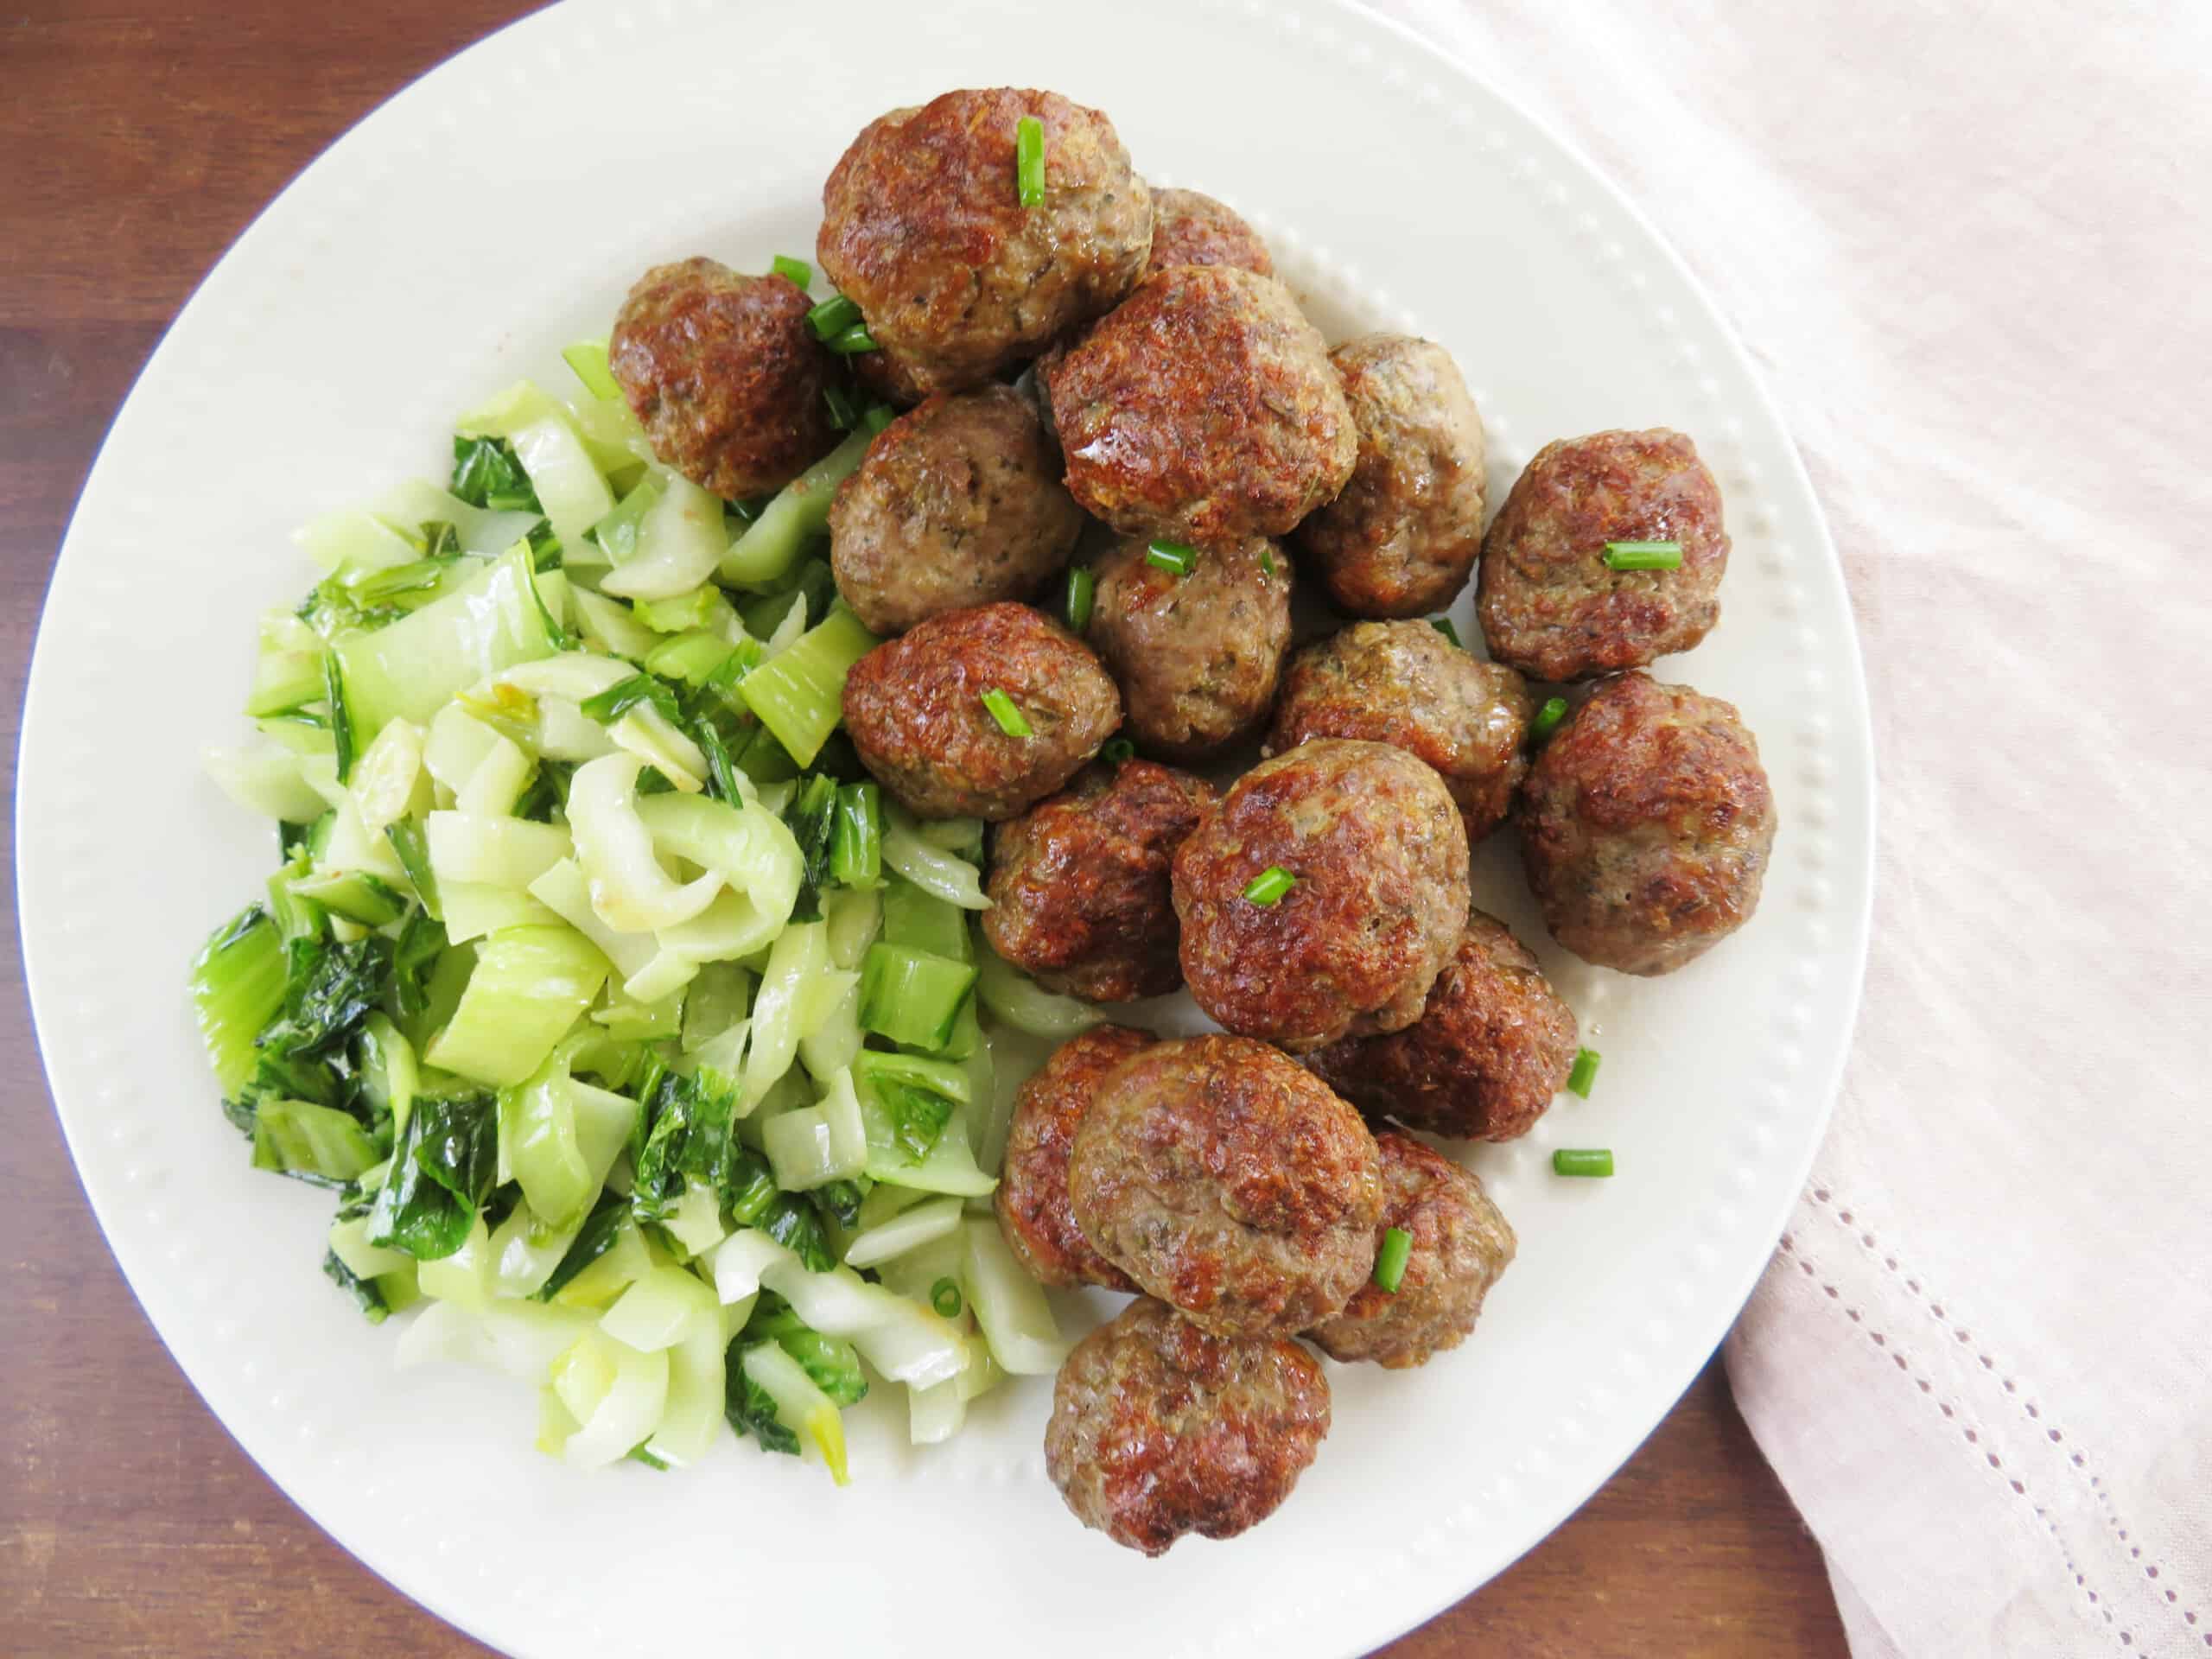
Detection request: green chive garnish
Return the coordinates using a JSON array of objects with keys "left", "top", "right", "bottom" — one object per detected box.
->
[
  {"left": 1015, "top": 116, "right": 1046, "bottom": 207},
  {"left": 1553, "top": 1148, "right": 1614, "bottom": 1178},
  {"left": 1243, "top": 866, "right": 1296, "bottom": 906},
  {"left": 1146, "top": 539, "right": 1197, "bottom": 576},
  {"left": 806, "top": 294, "right": 863, "bottom": 340},
  {"left": 1567, "top": 1047, "right": 1601, "bottom": 1097},
  {"left": 981, "top": 688, "right": 1033, "bottom": 738},
  {"left": 861, "top": 403, "right": 897, "bottom": 435},
  {"left": 1259, "top": 544, "right": 1277, "bottom": 579},
  {"left": 1603, "top": 540, "right": 1682, "bottom": 570},
  {"left": 1530, "top": 696, "right": 1568, "bottom": 743},
  {"left": 1431, "top": 616, "right": 1463, "bottom": 648},
  {"left": 822, "top": 384, "right": 859, "bottom": 431},
  {"left": 1100, "top": 737, "right": 1135, "bottom": 766},
  {"left": 826, "top": 323, "right": 879, "bottom": 356},
  {"left": 771, "top": 254, "right": 813, "bottom": 291},
  {"left": 1373, "top": 1227, "right": 1413, "bottom": 1293},
  {"left": 1065, "top": 565, "right": 1095, "bottom": 633},
  {"left": 931, "top": 1276, "right": 963, "bottom": 1319}
]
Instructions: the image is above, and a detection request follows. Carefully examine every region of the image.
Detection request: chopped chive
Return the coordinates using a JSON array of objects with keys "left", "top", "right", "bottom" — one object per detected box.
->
[
  {"left": 861, "top": 403, "right": 897, "bottom": 435},
  {"left": 1100, "top": 737, "right": 1135, "bottom": 766},
  {"left": 1530, "top": 696, "right": 1568, "bottom": 744},
  {"left": 1064, "top": 566, "right": 1095, "bottom": 633},
  {"left": 981, "top": 688, "right": 1033, "bottom": 738},
  {"left": 1372, "top": 1226, "right": 1413, "bottom": 1294},
  {"left": 931, "top": 1276, "right": 963, "bottom": 1319},
  {"left": 1431, "top": 616, "right": 1463, "bottom": 648},
  {"left": 1553, "top": 1147, "right": 1615, "bottom": 1178},
  {"left": 1602, "top": 539, "right": 1683, "bottom": 570},
  {"left": 1015, "top": 115, "right": 1046, "bottom": 207},
  {"left": 1243, "top": 866, "right": 1296, "bottom": 906},
  {"left": 1259, "top": 544, "right": 1277, "bottom": 579},
  {"left": 771, "top": 254, "right": 813, "bottom": 291},
  {"left": 806, "top": 294, "right": 863, "bottom": 340},
  {"left": 1567, "top": 1046, "right": 1601, "bottom": 1097},
  {"left": 826, "top": 323, "right": 879, "bottom": 356},
  {"left": 822, "top": 383, "right": 860, "bottom": 431},
  {"left": 1145, "top": 539, "right": 1197, "bottom": 576}
]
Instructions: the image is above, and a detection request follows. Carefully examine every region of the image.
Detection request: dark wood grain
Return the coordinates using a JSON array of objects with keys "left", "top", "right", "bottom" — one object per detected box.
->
[{"left": 0, "top": 3, "right": 1848, "bottom": 1653}]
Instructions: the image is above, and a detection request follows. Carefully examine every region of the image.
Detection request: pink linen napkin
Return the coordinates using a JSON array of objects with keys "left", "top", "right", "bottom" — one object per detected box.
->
[{"left": 1373, "top": 1, "right": 2212, "bottom": 1651}]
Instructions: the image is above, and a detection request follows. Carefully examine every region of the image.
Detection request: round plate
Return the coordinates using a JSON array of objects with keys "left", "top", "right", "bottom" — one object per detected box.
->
[{"left": 18, "top": 1, "right": 1872, "bottom": 1653}]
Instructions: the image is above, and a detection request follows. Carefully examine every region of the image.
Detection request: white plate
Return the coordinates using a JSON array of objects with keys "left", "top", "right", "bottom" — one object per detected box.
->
[{"left": 18, "top": 1, "right": 1873, "bottom": 1653}]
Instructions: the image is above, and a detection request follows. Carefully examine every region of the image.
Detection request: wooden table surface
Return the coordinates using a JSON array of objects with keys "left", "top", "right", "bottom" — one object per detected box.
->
[{"left": 0, "top": 3, "right": 1849, "bottom": 1652}]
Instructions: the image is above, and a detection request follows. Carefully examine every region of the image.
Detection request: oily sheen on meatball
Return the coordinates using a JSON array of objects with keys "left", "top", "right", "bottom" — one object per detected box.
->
[
  {"left": 1306, "top": 1131, "right": 1516, "bottom": 1370},
  {"left": 1068, "top": 1034, "right": 1383, "bottom": 1337},
  {"left": 1517, "top": 671, "right": 1776, "bottom": 974},
  {"left": 841, "top": 603, "right": 1121, "bottom": 820},
  {"left": 1046, "top": 1297, "right": 1329, "bottom": 1556},
  {"left": 817, "top": 90, "right": 1153, "bottom": 395},
  {"left": 984, "top": 760, "right": 1219, "bottom": 1001},
  {"left": 608, "top": 257, "right": 834, "bottom": 499},
  {"left": 1173, "top": 739, "right": 1470, "bottom": 1052}
]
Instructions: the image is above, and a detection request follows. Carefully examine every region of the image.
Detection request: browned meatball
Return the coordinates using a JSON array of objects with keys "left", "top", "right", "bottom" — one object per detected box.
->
[
  {"left": 995, "top": 1027, "right": 1154, "bottom": 1289},
  {"left": 1143, "top": 187, "right": 1274, "bottom": 277},
  {"left": 1519, "top": 671, "right": 1776, "bottom": 974},
  {"left": 1293, "top": 335, "right": 1487, "bottom": 618},
  {"left": 829, "top": 386, "right": 1084, "bottom": 635},
  {"left": 1046, "top": 1297, "right": 1329, "bottom": 1556},
  {"left": 1306, "top": 909, "right": 1576, "bottom": 1141},
  {"left": 984, "top": 760, "right": 1219, "bottom": 1001},
  {"left": 1173, "top": 740, "right": 1470, "bottom": 1052},
  {"left": 1306, "top": 1132, "right": 1516, "bottom": 1369},
  {"left": 841, "top": 602, "right": 1122, "bottom": 820},
  {"left": 608, "top": 257, "right": 834, "bottom": 499},
  {"left": 1478, "top": 429, "right": 1730, "bottom": 683},
  {"left": 1087, "top": 534, "right": 1294, "bottom": 760},
  {"left": 817, "top": 91, "right": 1153, "bottom": 397},
  {"left": 1043, "top": 265, "right": 1356, "bottom": 543},
  {"left": 1266, "top": 620, "right": 1532, "bottom": 843},
  {"left": 1070, "top": 1036, "right": 1382, "bottom": 1336}
]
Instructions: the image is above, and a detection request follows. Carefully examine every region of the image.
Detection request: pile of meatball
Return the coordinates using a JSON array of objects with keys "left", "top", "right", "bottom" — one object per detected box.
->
[{"left": 605, "top": 86, "right": 1779, "bottom": 1555}]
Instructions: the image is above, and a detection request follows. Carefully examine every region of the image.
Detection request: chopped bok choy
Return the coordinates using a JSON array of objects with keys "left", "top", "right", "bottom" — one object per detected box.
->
[{"left": 192, "top": 358, "right": 1073, "bottom": 1483}]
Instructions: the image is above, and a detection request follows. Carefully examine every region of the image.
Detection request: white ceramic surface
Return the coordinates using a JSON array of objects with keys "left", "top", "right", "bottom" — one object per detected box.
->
[{"left": 17, "top": 1, "right": 1874, "bottom": 1653}]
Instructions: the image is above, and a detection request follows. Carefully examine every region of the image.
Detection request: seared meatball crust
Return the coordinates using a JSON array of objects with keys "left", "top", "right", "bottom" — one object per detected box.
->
[
  {"left": 1088, "top": 534, "right": 1294, "bottom": 760},
  {"left": 1069, "top": 1034, "right": 1384, "bottom": 1337},
  {"left": 1143, "top": 188, "right": 1274, "bottom": 278},
  {"left": 1173, "top": 739, "right": 1471, "bottom": 1052},
  {"left": 1306, "top": 1132, "right": 1516, "bottom": 1369},
  {"left": 1043, "top": 264, "right": 1356, "bottom": 543},
  {"left": 1046, "top": 1297, "right": 1329, "bottom": 1556},
  {"left": 984, "top": 760, "right": 1220, "bottom": 1001},
  {"left": 1478, "top": 429, "right": 1730, "bottom": 683},
  {"left": 1266, "top": 620, "right": 1532, "bottom": 843},
  {"left": 1293, "top": 334, "right": 1487, "bottom": 618},
  {"left": 817, "top": 90, "right": 1153, "bottom": 396},
  {"left": 1518, "top": 671, "right": 1777, "bottom": 975},
  {"left": 995, "top": 1026, "right": 1156, "bottom": 1290},
  {"left": 829, "top": 385, "right": 1084, "bottom": 635},
  {"left": 609, "top": 257, "right": 834, "bottom": 499},
  {"left": 1307, "top": 909, "right": 1576, "bottom": 1142},
  {"left": 841, "top": 602, "right": 1122, "bottom": 821}
]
